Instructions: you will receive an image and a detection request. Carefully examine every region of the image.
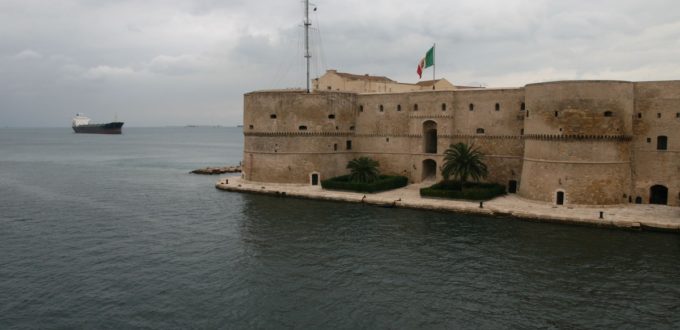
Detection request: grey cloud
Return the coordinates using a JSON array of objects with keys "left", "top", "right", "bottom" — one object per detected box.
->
[{"left": 1, "top": 0, "right": 679, "bottom": 127}]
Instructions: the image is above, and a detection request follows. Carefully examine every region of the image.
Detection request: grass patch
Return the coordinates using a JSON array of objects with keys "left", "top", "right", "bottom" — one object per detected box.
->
[
  {"left": 420, "top": 181, "right": 506, "bottom": 200},
  {"left": 321, "top": 175, "right": 408, "bottom": 193}
]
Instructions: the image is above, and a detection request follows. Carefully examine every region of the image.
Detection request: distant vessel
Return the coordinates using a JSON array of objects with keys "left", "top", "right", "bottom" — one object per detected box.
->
[{"left": 72, "top": 114, "right": 124, "bottom": 134}]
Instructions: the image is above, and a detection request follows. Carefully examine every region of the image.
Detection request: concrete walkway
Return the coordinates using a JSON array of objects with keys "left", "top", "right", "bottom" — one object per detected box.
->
[{"left": 216, "top": 177, "right": 680, "bottom": 233}]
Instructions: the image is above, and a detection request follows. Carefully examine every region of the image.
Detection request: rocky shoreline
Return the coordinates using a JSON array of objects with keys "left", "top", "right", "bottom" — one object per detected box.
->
[{"left": 191, "top": 165, "right": 242, "bottom": 175}]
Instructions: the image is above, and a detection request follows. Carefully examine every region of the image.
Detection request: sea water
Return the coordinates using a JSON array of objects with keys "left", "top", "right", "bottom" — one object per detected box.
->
[{"left": 1, "top": 127, "right": 679, "bottom": 328}]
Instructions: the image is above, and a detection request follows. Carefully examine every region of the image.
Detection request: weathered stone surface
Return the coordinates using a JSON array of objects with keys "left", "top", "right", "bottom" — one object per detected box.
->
[{"left": 241, "top": 79, "right": 680, "bottom": 207}]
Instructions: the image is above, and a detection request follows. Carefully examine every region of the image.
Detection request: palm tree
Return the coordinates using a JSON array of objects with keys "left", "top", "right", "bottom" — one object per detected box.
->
[
  {"left": 441, "top": 143, "right": 488, "bottom": 188},
  {"left": 347, "top": 157, "right": 380, "bottom": 183}
]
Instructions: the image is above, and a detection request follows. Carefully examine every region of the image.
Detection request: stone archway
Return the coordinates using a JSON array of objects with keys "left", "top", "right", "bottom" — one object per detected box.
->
[
  {"left": 422, "top": 159, "right": 437, "bottom": 182},
  {"left": 423, "top": 120, "right": 437, "bottom": 154},
  {"left": 650, "top": 185, "right": 668, "bottom": 205}
]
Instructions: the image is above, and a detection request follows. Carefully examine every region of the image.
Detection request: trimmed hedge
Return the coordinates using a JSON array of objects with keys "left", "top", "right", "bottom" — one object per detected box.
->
[
  {"left": 420, "top": 181, "right": 506, "bottom": 200},
  {"left": 321, "top": 175, "right": 409, "bottom": 193}
]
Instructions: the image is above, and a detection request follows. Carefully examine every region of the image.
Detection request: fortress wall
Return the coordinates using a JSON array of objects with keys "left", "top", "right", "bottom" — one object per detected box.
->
[
  {"left": 632, "top": 81, "right": 680, "bottom": 206},
  {"left": 244, "top": 91, "right": 357, "bottom": 133},
  {"left": 524, "top": 81, "right": 634, "bottom": 136},
  {"left": 519, "top": 82, "right": 634, "bottom": 205},
  {"left": 452, "top": 88, "right": 526, "bottom": 136},
  {"left": 243, "top": 91, "right": 358, "bottom": 183},
  {"left": 355, "top": 93, "right": 413, "bottom": 135}
]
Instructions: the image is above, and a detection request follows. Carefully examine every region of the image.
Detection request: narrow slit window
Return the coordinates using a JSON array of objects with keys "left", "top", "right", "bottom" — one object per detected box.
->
[
  {"left": 521, "top": 102, "right": 526, "bottom": 111},
  {"left": 346, "top": 140, "right": 352, "bottom": 150},
  {"left": 413, "top": 104, "right": 418, "bottom": 111},
  {"left": 495, "top": 103, "right": 500, "bottom": 111},
  {"left": 469, "top": 103, "right": 474, "bottom": 111},
  {"left": 359, "top": 105, "right": 364, "bottom": 112},
  {"left": 379, "top": 105, "right": 384, "bottom": 112},
  {"left": 441, "top": 103, "right": 446, "bottom": 111},
  {"left": 397, "top": 104, "right": 401, "bottom": 111}
]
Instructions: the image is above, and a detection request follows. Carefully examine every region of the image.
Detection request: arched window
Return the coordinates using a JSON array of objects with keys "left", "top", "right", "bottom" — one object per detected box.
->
[
  {"left": 657, "top": 136, "right": 668, "bottom": 150},
  {"left": 423, "top": 120, "right": 437, "bottom": 154},
  {"left": 441, "top": 103, "right": 446, "bottom": 111},
  {"left": 495, "top": 103, "right": 500, "bottom": 111},
  {"left": 604, "top": 111, "right": 613, "bottom": 117},
  {"left": 469, "top": 103, "right": 474, "bottom": 111},
  {"left": 298, "top": 125, "right": 307, "bottom": 131},
  {"left": 397, "top": 104, "right": 401, "bottom": 111},
  {"left": 476, "top": 128, "right": 485, "bottom": 134}
]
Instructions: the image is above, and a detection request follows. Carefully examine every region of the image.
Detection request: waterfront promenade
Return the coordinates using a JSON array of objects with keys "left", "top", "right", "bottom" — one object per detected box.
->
[{"left": 217, "top": 177, "right": 680, "bottom": 233}]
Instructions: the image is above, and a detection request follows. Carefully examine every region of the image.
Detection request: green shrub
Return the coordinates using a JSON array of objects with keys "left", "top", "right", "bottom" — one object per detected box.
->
[
  {"left": 321, "top": 175, "right": 408, "bottom": 193},
  {"left": 420, "top": 181, "right": 506, "bottom": 200}
]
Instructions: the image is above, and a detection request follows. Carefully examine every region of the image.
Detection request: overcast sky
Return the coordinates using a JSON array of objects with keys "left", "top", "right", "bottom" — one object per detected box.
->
[{"left": 2, "top": 0, "right": 679, "bottom": 127}]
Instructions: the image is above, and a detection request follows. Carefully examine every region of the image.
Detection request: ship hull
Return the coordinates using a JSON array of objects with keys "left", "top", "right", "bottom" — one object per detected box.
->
[{"left": 72, "top": 122, "right": 124, "bottom": 134}]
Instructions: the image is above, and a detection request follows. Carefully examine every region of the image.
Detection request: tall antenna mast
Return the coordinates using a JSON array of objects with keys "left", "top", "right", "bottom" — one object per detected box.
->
[{"left": 304, "top": 0, "right": 311, "bottom": 93}]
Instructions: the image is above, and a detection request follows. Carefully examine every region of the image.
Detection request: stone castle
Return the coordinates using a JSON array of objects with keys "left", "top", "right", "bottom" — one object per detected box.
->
[{"left": 242, "top": 70, "right": 679, "bottom": 207}]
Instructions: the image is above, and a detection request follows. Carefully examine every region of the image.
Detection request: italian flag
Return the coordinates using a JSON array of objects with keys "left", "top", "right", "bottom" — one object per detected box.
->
[{"left": 417, "top": 46, "right": 434, "bottom": 78}]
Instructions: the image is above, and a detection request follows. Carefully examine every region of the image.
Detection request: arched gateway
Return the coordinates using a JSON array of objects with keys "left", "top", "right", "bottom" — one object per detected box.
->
[
  {"left": 649, "top": 185, "right": 668, "bottom": 205},
  {"left": 422, "top": 159, "right": 437, "bottom": 182}
]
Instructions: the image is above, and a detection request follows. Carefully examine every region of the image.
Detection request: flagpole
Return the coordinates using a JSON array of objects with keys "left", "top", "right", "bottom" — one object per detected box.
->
[{"left": 432, "top": 43, "right": 436, "bottom": 90}]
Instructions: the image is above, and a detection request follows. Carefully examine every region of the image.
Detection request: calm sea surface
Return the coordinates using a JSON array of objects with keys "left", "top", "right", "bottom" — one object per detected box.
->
[{"left": 1, "top": 127, "right": 679, "bottom": 329}]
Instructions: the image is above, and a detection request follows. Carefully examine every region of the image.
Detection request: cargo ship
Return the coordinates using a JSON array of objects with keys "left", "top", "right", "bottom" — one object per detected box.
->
[{"left": 72, "top": 114, "right": 124, "bottom": 134}]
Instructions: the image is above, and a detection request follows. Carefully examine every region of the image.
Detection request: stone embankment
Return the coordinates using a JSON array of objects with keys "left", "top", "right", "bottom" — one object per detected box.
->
[
  {"left": 191, "top": 165, "right": 241, "bottom": 175},
  {"left": 215, "top": 177, "right": 680, "bottom": 233}
]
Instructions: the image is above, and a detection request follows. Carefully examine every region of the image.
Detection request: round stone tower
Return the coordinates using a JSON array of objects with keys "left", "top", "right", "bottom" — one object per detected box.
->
[{"left": 519, "top": 81, "right": 634, "bottom": 205}]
